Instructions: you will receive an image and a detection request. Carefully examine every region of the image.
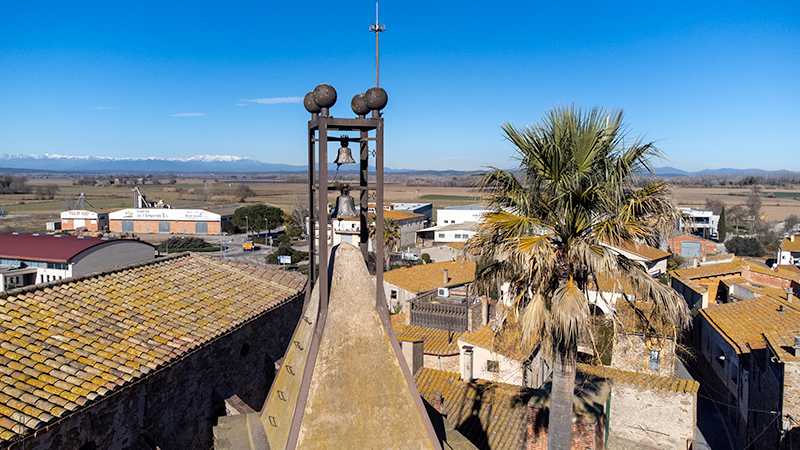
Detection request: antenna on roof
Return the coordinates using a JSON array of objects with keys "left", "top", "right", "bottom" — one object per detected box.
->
[{"left": 369, "top": 2, "right": 385, "bottom": 86}]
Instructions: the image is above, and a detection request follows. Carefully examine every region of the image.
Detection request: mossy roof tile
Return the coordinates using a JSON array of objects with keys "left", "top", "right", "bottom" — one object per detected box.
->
[{"left": 0, "top": 253, "right": 304, "bottom": 446}]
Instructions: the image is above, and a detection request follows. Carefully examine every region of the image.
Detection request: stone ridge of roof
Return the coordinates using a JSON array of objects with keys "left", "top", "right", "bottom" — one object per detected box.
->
[
  {"left": 0, "top": 253, "right": 306, "bottom": 444},
  {"left": 700, "top": 296, "right": 800, "bottom": 354},
  {"left": 414, "top": 368, "right": 529, "bottom": 450},
  {"left": 383, "top": 259, "right": 476, "bottom": 294},
  {"left": 577, "top": 364, "right": 699, "bottom": 394}
]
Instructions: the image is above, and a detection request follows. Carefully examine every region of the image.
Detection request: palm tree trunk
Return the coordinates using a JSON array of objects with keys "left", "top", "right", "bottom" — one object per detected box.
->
[{"left": 548, "top": 350, "right": 577, "bottom": 450}]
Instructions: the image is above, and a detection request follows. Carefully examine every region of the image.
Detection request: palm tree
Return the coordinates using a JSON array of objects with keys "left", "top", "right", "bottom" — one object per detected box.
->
[
  {"left": 369, "top": 215, "right": 400, "bottom": 269},
  {"left": 467, "top": 106, "right": 689, "bottom": 449}
]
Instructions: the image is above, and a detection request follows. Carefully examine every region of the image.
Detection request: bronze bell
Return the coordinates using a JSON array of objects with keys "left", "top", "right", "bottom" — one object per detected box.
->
[
  {"left": 334, "top": 136, "right": 356, "bottom": 166},
  {"left": 333, "top": 191, "right": 358, "bottom": 219}
]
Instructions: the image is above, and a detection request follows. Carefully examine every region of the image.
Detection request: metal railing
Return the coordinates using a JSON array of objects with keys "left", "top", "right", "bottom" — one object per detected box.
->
[{"left": 409, "top": 299, "right": 468, "bottom": 331}]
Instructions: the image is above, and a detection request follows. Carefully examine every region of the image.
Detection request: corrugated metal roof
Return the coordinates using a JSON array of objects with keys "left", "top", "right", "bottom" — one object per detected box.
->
[{"left": 0, "top": 233, "right": 152, "bottom": 263}]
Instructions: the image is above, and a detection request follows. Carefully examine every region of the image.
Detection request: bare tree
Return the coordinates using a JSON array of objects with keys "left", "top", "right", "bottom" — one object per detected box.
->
[{"left": 202, "top": 180, "right": 214, "bottom": 202}]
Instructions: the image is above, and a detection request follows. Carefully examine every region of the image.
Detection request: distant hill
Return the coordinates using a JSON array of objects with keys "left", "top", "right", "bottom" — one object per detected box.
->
[{"left": 0, "top": 154, "right": 792, "bottom": 177}]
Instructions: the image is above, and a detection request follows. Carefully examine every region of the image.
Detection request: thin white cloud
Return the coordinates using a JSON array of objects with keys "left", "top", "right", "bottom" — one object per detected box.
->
[
  {"left": 236, "top": 103, "right": 248, "bottom": 107},
  {"left": 170, "top": 113, "right": 204, "bottom": 117},
  {"left": 240, "top": 96, "right": 302, "bottom": 105}
]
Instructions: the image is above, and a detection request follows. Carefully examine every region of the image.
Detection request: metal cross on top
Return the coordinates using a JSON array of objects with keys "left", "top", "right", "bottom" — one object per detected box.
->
[{"left": 369, "top": 2, "right": 385, "bottom": 86}]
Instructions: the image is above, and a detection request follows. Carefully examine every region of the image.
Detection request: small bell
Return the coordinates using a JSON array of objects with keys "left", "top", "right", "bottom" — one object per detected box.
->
[
  {"left": 333, "top": 191, "right": 358, "bottom": 219},
  {"left": 334, "top": 136, "right": 356, "bottom": 166}
]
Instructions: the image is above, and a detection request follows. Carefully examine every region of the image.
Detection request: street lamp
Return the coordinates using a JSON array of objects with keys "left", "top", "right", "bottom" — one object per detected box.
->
[{"left": 245, "top": 215, "right": 249, "bottom": 238}]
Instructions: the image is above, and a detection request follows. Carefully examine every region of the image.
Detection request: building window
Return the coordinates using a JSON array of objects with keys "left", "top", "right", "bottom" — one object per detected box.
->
[
  {"left": 438, "top": 233, "right": 445, "bottom": 239},
  {"left": 487, "top": 361, "right": 500, "bottom": 373},
  {"left": 648, "top": 350, "right": 660, "bottom": 372},
  {"left": 391, "top": 290, "right": 397, "bottom": 299}
]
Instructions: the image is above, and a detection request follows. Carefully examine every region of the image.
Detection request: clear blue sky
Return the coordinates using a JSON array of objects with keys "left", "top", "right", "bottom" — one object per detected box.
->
[{"left": 1, "top": 1, "right": 798, "bottom": 172}]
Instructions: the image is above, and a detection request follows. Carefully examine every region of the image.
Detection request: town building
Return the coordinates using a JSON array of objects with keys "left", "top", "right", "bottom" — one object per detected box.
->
[
  {"left": 382, "top": 259, "right": 476, "bottom": 311},
  {"left": 59, "top": 210, "right": 109, "bottom": 232},
  {"left": 602, "top": 240, "right": 671, "bottom": 277},
  {"left": 668, "top": 233, "right": 719, "bottom": 259},
  {"left": 416, "top": 221, "right": 478, "bottom": 246},
  {"left": 392, "top": 202, "right": 433, "bottom": 223},
  {"left": 671, "top": 255, "right": 799, "bottom": 313},
  {"left": 693, "top": 294, "right": 800, "bottom": 445},
  {"left": 0, "top": 253, "right": 305, "bottom": 449},
  {"left": 678, "top": 207, "right": 720, "bottom": 240},
  {"left": 108, "top": 207, "right": 225, "bottom": 235},
  {"left": 437, "top": 205, "right": 489, "bottom": 225},
  {"left": 332, "top": 209, "right": 426, "bottom": 249},
  {"left": 778, "top": 234, "right": 800, "bottom": 266},
  {"left": 0, "top": 232, "right": 154, "bottom": 291}
]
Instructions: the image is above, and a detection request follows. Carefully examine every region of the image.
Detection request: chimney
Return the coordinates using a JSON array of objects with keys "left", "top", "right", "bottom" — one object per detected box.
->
[
  {"left": 791, "top": 235, "right": 795, "bottom": 242},
  {"left": 794, "top": 336, "right": 800, "bottom": 357},
  {"left": 400, "top": 338, "right": 424, "bottom": 376},
  {"left": 462, "top": 346, "right": 473, "bottom": 382},
  {"left": 481, "top": 296, "right": 489, "bottom": 327},
  {"left": 787, "top": 289, "right": 794, "bottom": 303},
  {"left": 433, "top": 393, "right": 443, "bottom": 413},
  {"left": 692, "top": 257, "right": 699, "bottom": 268},
  {"left": 443, "top": 268, "right": 449, "bottom": 285}
]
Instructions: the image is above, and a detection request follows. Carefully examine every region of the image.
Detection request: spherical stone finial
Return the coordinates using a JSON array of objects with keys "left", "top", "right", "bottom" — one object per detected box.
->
[
  {"left": 365, "top": 86, "right": 388, "bottom": 111},
  {"left": 304, "top": 91, "right": 321, "bottom": 114},
  {"left": 313, "top": 83, "right": 337, "bottom": 109},
  {"left": 351, "top": 93, "right": 370, "bottom": 116}
]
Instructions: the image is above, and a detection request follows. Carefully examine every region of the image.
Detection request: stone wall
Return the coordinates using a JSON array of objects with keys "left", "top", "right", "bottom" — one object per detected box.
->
[
  {"left": 606, "top": 382, "right": 696, "bottom": 449},
  {"left": 4, "top": 293, "right": 303, "bottom": 450},
  {"left": 423, "top": 354, "right": 459, "bottom": 373},
  {"left": 612, "top": 334, "right": 676, "bottom": 377},
  {"left": 782, "top": 360, "right": 800, "bottom": 450},
  {"left": 747, "top": 348, "right": 782, "bottom": 450}
]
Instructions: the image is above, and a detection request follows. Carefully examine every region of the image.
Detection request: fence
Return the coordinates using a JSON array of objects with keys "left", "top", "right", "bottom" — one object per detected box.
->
[{"left": 409, "top": 299, "right": 468, "bottom": 331}]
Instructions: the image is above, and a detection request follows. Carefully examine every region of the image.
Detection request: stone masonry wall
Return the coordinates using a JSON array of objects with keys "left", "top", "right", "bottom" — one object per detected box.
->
[
  {"left": 781, "top": 360, "right": 800, "bottom": 450},
  {"left": 612, "top": 334, "right": 676, "bottom": 377},
  {"left": 423, "top": 354, "right": 459, "bottom": 373},
  {"left": 606, "top": 382, "right": 696, "bottom": 449},
  {"left": 4, "top": 293, "right": 303, "bottom": 450}
]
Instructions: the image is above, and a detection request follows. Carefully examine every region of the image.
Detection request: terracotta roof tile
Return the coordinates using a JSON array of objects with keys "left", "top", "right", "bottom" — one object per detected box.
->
[
  {"left": 577, "top": 364, "right": 699, "bottom": 394},
  {"left": 396, "top": 326, "right": 461, "bottom": 356},
  {"left": 700, "top": 297, "right": 800, "bottom": 354},
  {"left": 459, "top": 315, "right": 532, "bottom": 361},
  {"left": 0, "top": 253, "right": 304, "bottom": 445},
  {"left": 672, "top": 260, "right": 744, "bottom": 279},
  {"left": 781, "top": 236, "right": 800, "bottom": 252},
  {"left": 606, "top": 240, "right": 670, "bottom": 261},
  {"left": 383, "top": 259, "right": 476, "bottom": 294},
  {"left": 414, "top": 368, "right": 529, "bottom": 450}
]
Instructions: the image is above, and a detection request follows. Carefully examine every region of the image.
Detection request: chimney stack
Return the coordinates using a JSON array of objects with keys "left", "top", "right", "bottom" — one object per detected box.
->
[
  {"left": 481, "top": 296, "right": 489, "bottom": 327},
  {"left": 400, "top": 338, "right": 424, "bottom": 376},
  {"left": 791, "top": 235, "right": 795, "bottom": 242},
  {"left": 443, "top": 268, "right": 449, "bottom": 285},
  {"left": 794, "top": 336, "right": 800, "bottom": 356},
  {"left": 787, "top": 289, "right": 794, "bottom": 303},
  {"left": 433, "top": 393, "right": 443, "bottom": 413},
  {"left": 462, "top": 346, "right": 473, "bottom": 382}
]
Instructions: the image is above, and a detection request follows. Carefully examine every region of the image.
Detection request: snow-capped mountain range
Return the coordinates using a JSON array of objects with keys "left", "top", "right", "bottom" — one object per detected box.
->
[{"left": 0, "top": 153, "right": 304, "bottom": 173}]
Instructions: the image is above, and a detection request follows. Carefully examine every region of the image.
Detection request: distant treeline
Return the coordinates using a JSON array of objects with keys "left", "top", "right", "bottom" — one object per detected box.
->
[{"left": 661, "top": 172, "right": 800, "bottom": 187}]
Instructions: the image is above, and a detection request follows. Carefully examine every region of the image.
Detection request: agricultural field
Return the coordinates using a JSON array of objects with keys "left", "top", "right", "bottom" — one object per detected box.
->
[
  {"left": 669, "top": 185, "right": 800, "bottom": 222},
  {"left": 0, "top": 177, "right": 486, "bottom": 233},
  {"left": 3, "top": 176, "right": 798, "bottom": 234}
]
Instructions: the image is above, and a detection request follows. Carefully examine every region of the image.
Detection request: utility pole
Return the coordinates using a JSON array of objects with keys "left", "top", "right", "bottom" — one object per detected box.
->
[{"left": 369, "top": 2, "right": 385, "bottom": 86}]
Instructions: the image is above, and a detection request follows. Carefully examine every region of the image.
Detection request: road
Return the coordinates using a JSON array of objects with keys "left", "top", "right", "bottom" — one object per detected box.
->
[{"left": 676, "top": 361, "right": 736, "bottom": 449}]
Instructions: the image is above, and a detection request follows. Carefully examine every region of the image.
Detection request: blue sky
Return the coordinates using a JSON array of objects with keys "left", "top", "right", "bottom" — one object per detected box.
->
[{"left": 1, "top": 1, "right": 798, "bottom": 172}]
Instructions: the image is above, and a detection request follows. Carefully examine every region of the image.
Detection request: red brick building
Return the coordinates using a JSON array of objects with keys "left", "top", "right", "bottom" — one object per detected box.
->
[
  {"left": 108, "top": 208, "right": 224, "bottom": 235},
  {"left": 60, "top": 210, "right": 109, "bottom": 232}
]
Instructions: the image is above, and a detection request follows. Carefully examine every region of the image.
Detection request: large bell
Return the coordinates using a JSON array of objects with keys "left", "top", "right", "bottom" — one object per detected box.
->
[
  {"left": 334, "top": 137, "right": 356, "bottom": 166},
  {"left": 332, "top": 192, "right": 358, "bottom": 219}
]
